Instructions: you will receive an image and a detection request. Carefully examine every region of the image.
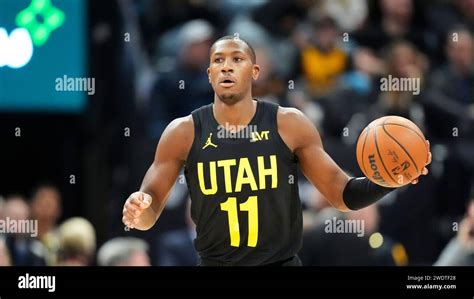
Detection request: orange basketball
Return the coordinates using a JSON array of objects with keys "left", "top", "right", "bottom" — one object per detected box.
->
[{"left": 356, "top": 116, "right": 429, "bottom": 188}]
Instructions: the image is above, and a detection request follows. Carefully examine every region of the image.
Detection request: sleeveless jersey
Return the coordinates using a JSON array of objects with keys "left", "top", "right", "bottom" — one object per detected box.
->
[{"left": 184, "top": 100, "right": 302, "bottom": 265}]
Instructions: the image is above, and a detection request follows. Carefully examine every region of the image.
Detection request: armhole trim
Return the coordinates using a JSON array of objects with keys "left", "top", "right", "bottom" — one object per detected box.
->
[
  {"left": 185, "top": 110, "right": 202, "bottom": 165},
  {"left": 269, "top": 102, "right": 297, "bottom": 163}
]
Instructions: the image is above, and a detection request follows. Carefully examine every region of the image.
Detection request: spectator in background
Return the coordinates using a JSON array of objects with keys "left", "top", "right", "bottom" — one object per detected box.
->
[
  {"left": 299, "top": 203, "right": 404, "bottom": 266},
  {"left": 422, "top": 27, "right": 474, "bottom": 239},
  {"left": 31, "top": 185, "right": 62, "bottom": 240},
  {"left": 251, "top": 0, "right": 314, "bottom": 39},
  {"left": 30, "top": 184, "right": 62, "bottom": 265},
  {"left": 375, "top": 40, "right": 427, "bottom": 123},
  {"left": 0, "top": 195, "right": 5, "bottom": 219},
  {"left": 313, "top": 0, "right": 368, "bottom": 33},
  {"left": 251, "top": 46, "right": 286, "bottom": 105},
  {"left": 342, "top": 47, "right": 385, "bottom": 97},
  {"left": 0, "top": 238, "right": 12, "bottom": 266},
  {"left": 320, "top": 47, "right": 384, "bottom": 137},
  {"left": 423, "top": 27, "right": 474, "bottom": 140},
  {"left": 150, "top": 19, "right": 215, "bottom": 138},
  {"left": 354, "top": 0, "right": 426, "bottom": 53},
  {"left": 156, "top": 199, "right": 198, "bottom": 266},
  {"left": 97, "top": 237, "right": 150, "bottom": 266},
  {"left": 348, "top": 204, "right": 408, "bottom": 266},
  {"left": 435, "top": 197, "right": 474, "bottom": 266},
  {"left": 140, "top": 0, "right": 223, "bottom": 53},
  {"left": 57, "top": 217, "right": 96, "bottom": 266},
  {"left": 424, "top": 0, "right": 474, "bottom": 65},
  {"left": 299, "top": 15, "right": 348, "bottom": 99},
  {"left": 251, "top": 0, "right": 311, "bottom": 80},
  {"left": 455, "top": 0, "right": 474, "bottom": 32},
  {"left": 3, "top": 196, "right": 47, "bottom": 266},
  {"left": 346, "top": 41, "right": 427, "bottom": 138}
]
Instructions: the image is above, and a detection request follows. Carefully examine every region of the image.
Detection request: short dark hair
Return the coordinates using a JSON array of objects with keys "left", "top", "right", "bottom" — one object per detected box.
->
[{"left": 210, "top": 35, "right": 256, "bottom": 63}]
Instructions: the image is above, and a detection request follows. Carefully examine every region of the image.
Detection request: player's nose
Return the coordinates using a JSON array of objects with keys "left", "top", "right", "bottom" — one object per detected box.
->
[{"left": 221, "top": 59, "right": 233, "bottom": 72}]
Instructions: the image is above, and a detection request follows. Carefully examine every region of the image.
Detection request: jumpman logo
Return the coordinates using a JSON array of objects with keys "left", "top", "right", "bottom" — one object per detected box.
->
[{"left": 202, "top": 133, "right": 218, "bottom": 149}]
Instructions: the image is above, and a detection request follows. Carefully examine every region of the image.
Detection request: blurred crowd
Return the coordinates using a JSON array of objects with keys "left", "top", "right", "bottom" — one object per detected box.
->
[
  {"left": 2, "top": 0, "right": 474, "bottom": 266},
  {"left": 0, "top": 185, "right": 151, "bottom": 266}
]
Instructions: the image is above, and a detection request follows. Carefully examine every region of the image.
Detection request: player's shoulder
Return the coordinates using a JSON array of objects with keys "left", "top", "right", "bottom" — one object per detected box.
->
[
  {"left": 275, "top": 106, "right": 305, "bottom": 152},
  {"left": 276, "top": 105, "right": 321, "bottom": 150},
  {"left": 162, "top": 115, "right": 194, "bottom": 143},
  {"left": 165, "top": 115, "right": 194, "bottom": 136},
  {"left": 276, "top": 106, "right": 310, "bottom": 128},
  {"left": 159, "top": 115, "right": 194, "bottom": 160}
]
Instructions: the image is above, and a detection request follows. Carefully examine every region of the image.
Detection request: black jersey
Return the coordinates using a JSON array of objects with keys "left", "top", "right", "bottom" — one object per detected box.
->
[{"left": 184, "top": 100, "right": 302, "bottom": 266}]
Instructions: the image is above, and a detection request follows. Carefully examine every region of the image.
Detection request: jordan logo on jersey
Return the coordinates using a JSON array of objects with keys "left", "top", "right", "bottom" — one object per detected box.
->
[{"left": 202, "top": 133, "right": 218, "bottom": 149}]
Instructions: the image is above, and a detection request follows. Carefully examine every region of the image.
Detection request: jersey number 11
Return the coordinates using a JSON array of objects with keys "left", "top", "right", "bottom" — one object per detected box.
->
[{"left": 220, "top": 196, "right": 258, "bottom": 247}]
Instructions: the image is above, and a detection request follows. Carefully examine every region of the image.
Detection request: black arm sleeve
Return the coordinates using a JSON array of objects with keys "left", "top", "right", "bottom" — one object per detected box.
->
[{"left": 342, "top": 177, "right": 396, "bottom": 210}]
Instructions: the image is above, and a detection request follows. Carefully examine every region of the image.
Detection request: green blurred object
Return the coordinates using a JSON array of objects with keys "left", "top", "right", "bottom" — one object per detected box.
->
[
  {"left": 0, "top": 0, "right": 87, "bottom": 113},
  {"left": 15, "top": 0, "right": 65, "bottom": 46}
]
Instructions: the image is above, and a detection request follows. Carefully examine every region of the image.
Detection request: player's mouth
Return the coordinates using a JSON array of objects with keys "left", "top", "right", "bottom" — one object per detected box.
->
[{"left": 219, "top": 78, "right": 236, "bottom": 88}]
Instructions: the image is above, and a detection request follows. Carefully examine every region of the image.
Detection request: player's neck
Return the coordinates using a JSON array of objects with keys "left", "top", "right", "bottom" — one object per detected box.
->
[{"left": 213, "top": 96, "right": 257, "bottom": 127}]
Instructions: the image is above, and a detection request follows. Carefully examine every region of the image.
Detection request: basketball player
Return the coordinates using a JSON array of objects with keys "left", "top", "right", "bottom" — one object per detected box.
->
[{"left": 122, "top": 36, "right": 432, "bottom": 266}]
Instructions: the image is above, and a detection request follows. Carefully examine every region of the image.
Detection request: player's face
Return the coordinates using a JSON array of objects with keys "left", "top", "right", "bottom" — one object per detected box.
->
[{"left": 208, "top": 40, "right": 260, "bottom": 105}]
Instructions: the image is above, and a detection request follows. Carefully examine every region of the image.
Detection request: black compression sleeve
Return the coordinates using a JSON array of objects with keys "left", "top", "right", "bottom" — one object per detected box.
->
[{"left": 342, "top": 177, "right": 396, "bottom": 210}]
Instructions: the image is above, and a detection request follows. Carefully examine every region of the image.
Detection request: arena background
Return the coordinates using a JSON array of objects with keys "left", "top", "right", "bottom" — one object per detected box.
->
[{"left": 0, "top": 0, "right": 473, "bottom": 267}]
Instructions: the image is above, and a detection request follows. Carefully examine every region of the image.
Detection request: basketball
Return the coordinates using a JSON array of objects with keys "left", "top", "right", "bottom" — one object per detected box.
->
[{"left": 356, "top": 116, "right": 429, "bottom": 188}]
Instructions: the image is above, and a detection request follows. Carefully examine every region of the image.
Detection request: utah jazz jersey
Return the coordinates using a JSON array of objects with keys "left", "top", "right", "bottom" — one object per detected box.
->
[{"left": 184, "top": 100, "right": 302, "bottom": 266}]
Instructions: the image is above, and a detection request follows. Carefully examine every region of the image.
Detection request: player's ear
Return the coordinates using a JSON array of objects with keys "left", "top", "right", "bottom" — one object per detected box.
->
[
  {"left": 252, "top": 64, "right": 260, "bottom": 81},
  {"left": 207, "top": 67, "right": 211, "bottom": 83}
]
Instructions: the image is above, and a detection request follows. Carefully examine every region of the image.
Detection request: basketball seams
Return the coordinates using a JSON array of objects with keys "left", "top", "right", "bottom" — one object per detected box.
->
[
  {"left": 360, "top": 127, "right": 370, "bottom": 178},
  {"left": 382, "top": 122, "right": 428, "bottom": 164},
  {"left": 382, "top": 122, "right": 427, "bottom": 148},
  {"left": 381, "top": 124, "right": 420, "bottom": 173},
  {"left": 373, "top": 126, "right": 399, "bottom": 186}
]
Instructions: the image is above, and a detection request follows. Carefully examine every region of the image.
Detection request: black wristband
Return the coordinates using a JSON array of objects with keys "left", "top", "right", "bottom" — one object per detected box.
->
[{"left": 342, "top": 177, "right": 395, "bottom": 210}]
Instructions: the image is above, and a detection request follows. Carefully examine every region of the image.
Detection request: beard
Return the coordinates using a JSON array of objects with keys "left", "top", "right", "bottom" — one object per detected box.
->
[{"left": 217, "top": 91, "right": 243, "bottom": 105}]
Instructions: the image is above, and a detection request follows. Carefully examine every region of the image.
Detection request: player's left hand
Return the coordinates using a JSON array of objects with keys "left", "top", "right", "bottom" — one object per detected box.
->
[{"left": 411, "top": 140, "right": 432, "bottom": 185}]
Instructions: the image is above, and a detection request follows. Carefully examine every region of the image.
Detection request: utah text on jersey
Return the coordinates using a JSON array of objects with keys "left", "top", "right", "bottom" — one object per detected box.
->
[{"left": 197, "top": 155, "right": 278, "bottom": 195}]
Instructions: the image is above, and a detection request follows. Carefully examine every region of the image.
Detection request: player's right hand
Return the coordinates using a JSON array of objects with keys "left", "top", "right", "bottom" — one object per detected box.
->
[{"left": 122, "top": 191, "right": 152, "bottom": 229}]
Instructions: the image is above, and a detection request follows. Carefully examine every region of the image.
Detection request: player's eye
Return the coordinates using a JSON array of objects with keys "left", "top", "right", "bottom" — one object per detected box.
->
[
  {"left": 214, "top": 57, "right": 223, "bottom": 63},
  {"left": 234, "top": 57, "right": 243, "bottom": 62}
]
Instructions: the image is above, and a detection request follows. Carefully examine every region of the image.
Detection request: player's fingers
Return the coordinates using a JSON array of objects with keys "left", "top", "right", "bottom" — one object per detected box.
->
[
  {"left": 124, "top": 202, "right": 141, "bottom": 217},
  {"left": 411, "top": 178, "right": 419, "bottom": 184},
  {"left": 126, "top": 214, "right": 137, "bottom": 228},
  {"left": 122, "top": 206, "right": 134, "bottom": 218},
  {"left": 130, "top": 192, "right": 152, "bottom": 209},
  {"left": 122, "top": 216, "right": 134, "bottom": 229},
  {"left": 122, "top": 208, "right": 136, "bottom": 223},
  {"left": 128, "top": 195, "right": 144, "bottom": 209},
  {"left": 422, "top": 167, "right": 429, "bottom": 175},
  {"left": 139, "top": 193, "right": 152, "bottom": 209},
  {"left": 426, "top": 140, "right": 432, "bottom": 165},
  {"left": 125, "top": 209, "right": 141, "bottom": 221}
]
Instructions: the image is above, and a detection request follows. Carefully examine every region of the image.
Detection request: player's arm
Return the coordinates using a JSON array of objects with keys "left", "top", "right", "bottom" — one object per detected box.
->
[
  {"left": 122, "top": 115, "right": 194, "bottom": 230},
  {"left": 278, "top": 107, "right": 430, "bottom": 212},
  {"left": 278, "top": 107, "right": 352, "bottom": 211}
]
